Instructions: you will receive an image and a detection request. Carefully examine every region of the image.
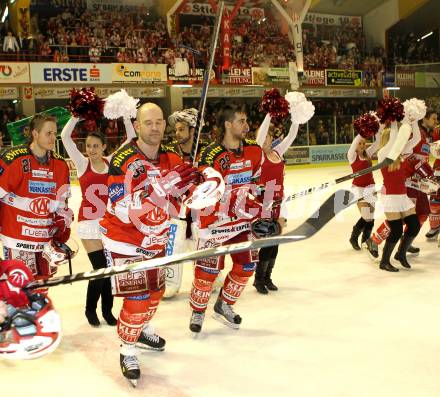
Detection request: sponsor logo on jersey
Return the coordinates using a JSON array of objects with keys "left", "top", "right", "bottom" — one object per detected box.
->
[
  {"left": 108, "top": 183, "right": 125, "bottom": 202},
  {"left": 165, "top": 223, "right": 178, "bottom": 255},
  {"left": 28, "top": 181, "right": 56, "bottom": 194},
  {"left": 421, "top": 143, "right": 430, "bottom": 155},
  {"left": 22, "top": 226, "right": 50, "bottom": 238},
  {"left": 4, "top": 147, "right": 28, "bottom": 162},
  {"left": 29, "top": 197, "right": 51, "bottom": 216},
  {"left": 203, "top": 145, "right": 224, "bottom": 165},
  {"left": 127, "top": 158, "right": 146, "bottom": 178},
  {"left": 147, "top": 169, "right": 160, "bottom": 178},
  {"left": 134, "top": 247, "right": 157, "bottom": 258},
  {"left": 226, "top": 171, "right": 252, "bottom": 185},
  {"left": 141, "top": 234, "right": 168, "bottom": 247},
  {"left": 229, "top": 160, "right": 251, "bottom": 170},
  {"left": 15, "top": 242, "right": 46, "bottom": 250},
  {"left": 17, "top": 215, "right": 53, "bottom": 226},
  {"left": 210, "top": 223, "right": 250, "bottom": 235},
  {"left": 112, "top": 148, "right": 135, "bottom": 167},
  {"left": 243, "top": 262, "right": 256, "bottom": 272},
  {"left": 32, "top": 169, "right": 54, "bottom": 179},
  {"left": 99, "top": 225, "right": 108, "bottom": 235}
]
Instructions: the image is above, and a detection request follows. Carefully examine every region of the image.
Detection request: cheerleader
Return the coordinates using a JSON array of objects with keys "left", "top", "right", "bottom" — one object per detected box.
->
[
  {"left": 377, "top": 120, "right": 421, "bottom": 272},
  {"left": 348, "top": 114, "right": 382, "bottom": 251},
  {"left": 61, "top": 116, "right": 136, "bottom": 326},
  {"left": 253, "top": 115, "right": 298, "bottom": 294}
]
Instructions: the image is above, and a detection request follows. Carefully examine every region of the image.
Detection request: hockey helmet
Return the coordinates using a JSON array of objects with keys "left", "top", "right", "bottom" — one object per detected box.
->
[
  {"left": 168, "top": 108, "right": 199, "bottom": 128},
  {"left": 0, "top": 295, "right": 61, "bottom": 360},
  {"left": 251, "top": 219, "right": 282, "bottom": 239}
]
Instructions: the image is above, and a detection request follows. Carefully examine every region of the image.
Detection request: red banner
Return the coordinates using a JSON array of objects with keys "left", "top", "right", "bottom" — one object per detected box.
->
[{"left": 222, "top": 15, "right": 231, "bottom": 70}]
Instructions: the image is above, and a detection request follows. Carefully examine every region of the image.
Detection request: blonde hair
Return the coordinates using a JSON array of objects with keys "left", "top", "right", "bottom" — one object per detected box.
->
[
  {"left": 380, "top": 127, "right": 401, "bottom": 171},
  {"left": 26, "top": 114, "right": 56, "bottom": 144}
]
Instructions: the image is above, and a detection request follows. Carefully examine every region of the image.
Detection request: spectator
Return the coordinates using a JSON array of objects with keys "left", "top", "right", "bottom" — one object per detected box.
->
[{"left": 3, "top": 30, "right": 20, "bottom": 53}]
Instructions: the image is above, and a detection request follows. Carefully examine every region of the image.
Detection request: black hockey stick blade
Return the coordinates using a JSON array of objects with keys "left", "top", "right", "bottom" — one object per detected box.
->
[
  {"left": 26, "top": 188, "right": 358, "bottom": 290},
  {"left": 284, "top": 157, "right": 393, "bottom": 203}
]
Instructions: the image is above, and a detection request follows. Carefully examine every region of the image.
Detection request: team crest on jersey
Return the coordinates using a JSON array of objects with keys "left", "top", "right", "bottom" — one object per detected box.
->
[
  {"left": 145, "top": 207, "right": 167, "bottom": 225},
  {"left": 29, "top": 197, "right": 51, "bottom": 216}
]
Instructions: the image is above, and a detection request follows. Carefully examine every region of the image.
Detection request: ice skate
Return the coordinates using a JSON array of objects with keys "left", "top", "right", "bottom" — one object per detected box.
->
[
  {"left": 136, "top": 324, "right": 166, "bottom": 351},
  {"left": 426, "top": 227, "right": 439, "bottom": 240},
  {"left": 213, "top": 296, "right": 241, "bottom": 329},
  {"left": 189, "top": 310, "right": 205, "bottom": 335},
  {"left": 364, "top": 238, "right": 379, "bottom": 261},
  {"left": 120, "top": 344, "right": 140, "bottom": 387}
]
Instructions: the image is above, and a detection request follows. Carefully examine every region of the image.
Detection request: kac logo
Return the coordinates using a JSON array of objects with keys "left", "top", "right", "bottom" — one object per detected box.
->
[{"left": 29, "top": 197, "right": 50, "bottom": 216}]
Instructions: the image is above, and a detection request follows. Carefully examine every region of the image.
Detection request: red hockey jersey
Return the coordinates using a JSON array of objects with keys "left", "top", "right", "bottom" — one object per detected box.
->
[
  {"left": 195, "top": 139, "right": 263, "bottom": 242},
  {"left": 99, "top": 139, "right": 184, "bottom": 256},
  {"left": 0, "top": 145, "right": 70, "bottom": 252}
]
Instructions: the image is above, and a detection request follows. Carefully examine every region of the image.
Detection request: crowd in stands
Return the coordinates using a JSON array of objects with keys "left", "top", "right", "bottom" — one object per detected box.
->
[
  {"left": 0, "top": 5, "right": 390, "bottom": 85},
  {"left": 179, "top": 98, "right": 376, "bottom": 147},
  {"left": 388, "top": 32, "right": 440, "bottom": 67},
  {"left": 2, "top": 5, "right": 436, "bottom": 85},
  {"left": 0, "top": 105, "right": 24, "bottom": 146}
]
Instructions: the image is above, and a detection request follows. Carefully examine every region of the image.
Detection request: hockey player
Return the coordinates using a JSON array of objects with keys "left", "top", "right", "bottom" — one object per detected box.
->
[
  {"left": 99, "top": 103, "right": 198, "bottom": 385},
  {"left": 426, "top": 120, "right": 440, "bottom": 240},
  {"left": 428, "top": 140, "right": 440, "bottom": 243},
  {"left": 189, "top": 104, "right": 263, "bottom": 333},
  {"left": 0, "top": 114, "right": 72, "bottom": 289},
  {"left": 168, "top": 108, "right": 199, "bottom": 163},
  {"left": 163, "top": 108, "right": 199, "bottom": 298},
  {"left": 61, "top": 115, "right": 136, "bottom": 327}
]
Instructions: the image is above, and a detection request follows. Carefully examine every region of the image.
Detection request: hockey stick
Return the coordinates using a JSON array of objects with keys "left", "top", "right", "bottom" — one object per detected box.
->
[
  {"left": 190, "top": 1, "right": 224, "bottom": 164},
  {"left": 26, "top": 188, "right": 361, "bottom": 290},
  {"left": 282, "top": 157, "right": 393, "bottom": 203}
]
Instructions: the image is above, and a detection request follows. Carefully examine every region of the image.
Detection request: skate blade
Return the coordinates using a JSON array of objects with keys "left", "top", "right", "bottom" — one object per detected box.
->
[
  {"left": 136, "top": 344, "right": 165, "bottom": 352},
  {"left": 128, "top": 379, "right": 138, "bottom": 388},
  {"left": 191, "top": 331, "right": 201, "bottom": 339},
  {"left": 407, "top": 251, "right": 420, "bottom": 257},
  {"left": 212, "top": 313, "right": 240, "bottom": 329}
]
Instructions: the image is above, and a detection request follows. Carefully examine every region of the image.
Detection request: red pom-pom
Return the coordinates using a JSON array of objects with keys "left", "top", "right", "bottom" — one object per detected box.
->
[
  {"left": 376, "top": 98, "right": 404, "bottom": 124},
  {"left": 68, "top": 87, "right": 104, "bottom": 120},
  {"left": 353, "top": 113, "right": 380, "bottom": 139},
  {"left": 260, "top": 88, "right": 289, "bottom": 121}
]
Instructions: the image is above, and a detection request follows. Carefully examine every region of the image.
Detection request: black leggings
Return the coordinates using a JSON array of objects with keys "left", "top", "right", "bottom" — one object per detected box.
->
[
  {"left": 259, "top": 245, "right": 279, "bottom": 262},
  {"left": 85, "top": 249, "right": 113, "bottom": 313}
]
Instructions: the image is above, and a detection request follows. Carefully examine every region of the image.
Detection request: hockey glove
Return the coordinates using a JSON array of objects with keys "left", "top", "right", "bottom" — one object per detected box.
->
[
  {"left": 228, "top": 186, "right": 262, "bottom": 220},
  {"left": 0, "top": 260, "right": 34, "bottom": 308},
  {"left": 50, "top": 208, "right": 74, "bottom": 244},
  {"left": 149, "top": 164, "right": 199, "bottom": 200}
]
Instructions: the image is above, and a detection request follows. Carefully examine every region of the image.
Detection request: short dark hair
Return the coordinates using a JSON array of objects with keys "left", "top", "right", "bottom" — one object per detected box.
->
[{"left": 216, "top": 104, "right": 246, "bottom": 143}]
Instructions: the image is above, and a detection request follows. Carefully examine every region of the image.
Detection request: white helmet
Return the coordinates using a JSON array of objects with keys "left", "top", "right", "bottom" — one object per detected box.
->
[
  {"left": 42, "top": 239, "right": 79, "bottom": 268},
  {"left": 168, "top": 108, "right": 199, "bottom": 128},
  {"left": 0, "top": 296, "right": 61, "bottom": 360},
  {"left": 431, "top": 140, "right": 440, "bottom": 159}
]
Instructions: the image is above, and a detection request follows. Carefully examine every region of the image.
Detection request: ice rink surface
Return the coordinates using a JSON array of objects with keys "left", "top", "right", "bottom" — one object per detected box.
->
[{"left": 2, "top": 164, "right": 439, "bottom": 397}]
